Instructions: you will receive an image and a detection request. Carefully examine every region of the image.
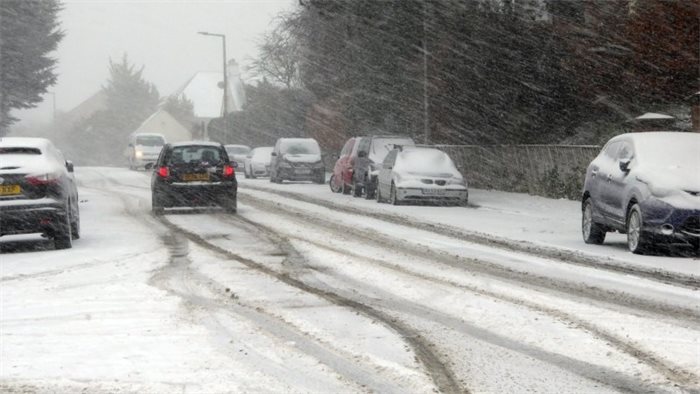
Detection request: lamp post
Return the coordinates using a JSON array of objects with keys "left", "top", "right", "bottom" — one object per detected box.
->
[{"left": 198, "top": 31, "right": 228, "bottom": 138}]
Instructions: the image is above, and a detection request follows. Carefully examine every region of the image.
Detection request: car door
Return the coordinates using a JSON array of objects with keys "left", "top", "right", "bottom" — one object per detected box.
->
[
  {"left": 378, "top": 149, "right": 399, "bottom": 197},
  {"left": 333, "top": 138, "right": 354, "bottom": 188},
  {"left": 604, "top": 140, "right": 634, "bottom": 223},
  {"left": 596, "top": 141, "right": 622, "bottom": 221}
]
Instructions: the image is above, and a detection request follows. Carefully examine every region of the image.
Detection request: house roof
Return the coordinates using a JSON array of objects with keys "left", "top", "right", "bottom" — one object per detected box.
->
[
  {"left": 634, "top": 112, "right": 674, "bottom": 120},
  {"left": 171, "top": 68, "right": 246, "bottom": 119}
]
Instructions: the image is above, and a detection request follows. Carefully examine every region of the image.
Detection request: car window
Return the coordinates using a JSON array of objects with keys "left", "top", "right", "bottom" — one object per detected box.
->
[
  {"left": 280, "top": 140, "right": 320, "bottom": 155},
  {"left": 340, "top": 139, "right": 354, "bottom": 156},
  {"left": 0, "top": 147, "right": 42, "bottom": 155},
  {"left": 617, "top": 142, "right": 633, "bottom": 160},
  {"left": 167, "top": 146, "right": 222, "bottom": 165},
  {"left": 603, "top": 141, "right": 620, "bottom": 159},
  {"left": 136, "top": 136, "right": 165, "bottom": 146},
  {"left": 383, "top": 149, "right": 398, "bottom": 166}
]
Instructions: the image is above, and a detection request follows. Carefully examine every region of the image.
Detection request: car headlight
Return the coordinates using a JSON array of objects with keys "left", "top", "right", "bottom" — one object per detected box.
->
[
  {"left": 447, "top": 177, "right": 465, "bottom": 186},
  {"left": 135, "top": 150, "right": 143, "bottom": 158}
]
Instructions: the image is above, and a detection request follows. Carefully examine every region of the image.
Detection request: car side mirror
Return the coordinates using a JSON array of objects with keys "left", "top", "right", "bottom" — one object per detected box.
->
[
  {"left": 386, "top": 165, "right": 393, "bottom": 170},
  {"left": 358, "top": 151, "right": 367, "bottom": 158},
  {"left": 65, "top": 160, "right": 74, "bottom": 173},
  {"left": 271, "top": 152, "right": 277, "bottom": 156},
  {"left": 619, "top": 159, "right": 631, "bottom": 173}
]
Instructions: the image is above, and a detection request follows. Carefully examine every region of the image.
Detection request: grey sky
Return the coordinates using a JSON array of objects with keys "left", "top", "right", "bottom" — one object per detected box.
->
[{"left": 15, "top": 0, "right": 295, "bottom": 127}]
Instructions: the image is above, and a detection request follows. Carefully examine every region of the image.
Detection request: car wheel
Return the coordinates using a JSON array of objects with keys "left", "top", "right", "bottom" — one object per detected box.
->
[
  {"left": 352, "top": 179, "right": 362, "bottom": 197},
  {"left": 70, "top": 207, "right": 81, "bottom": 240},
  {"left": 626, "top": 204, "right": 647, "bottom": 254},
  {"left": 314, "top": 173, "right": 325, "bottom": 184},
  {"left": 582, "top": 198, "right": 606, "bottom": 244},
  {"left": 53, "top": 205, "right": 73, "bottom": 250},
  {"left": 329, "top": 175, "right": 342, "bottom": 193},
  {"left": 223, "top": 197, "right": 237, "bottom": 214},
  {"left": 244, "top": 167, "right": 250, "bottom": 179},
  {"left": 376, "top": 184, "right": 383, "bottom": 203},
  {"left": 389, "top": 183, "right": 400, "bottom": 205},
  {"left": 152, "top": 191, "right": 164, "bottom": 216}
]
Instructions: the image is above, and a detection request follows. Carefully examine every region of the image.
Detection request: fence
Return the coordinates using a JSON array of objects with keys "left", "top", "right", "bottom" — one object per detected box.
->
[{"left": 430, "top": 144, "right": 601, "bottom": 200}]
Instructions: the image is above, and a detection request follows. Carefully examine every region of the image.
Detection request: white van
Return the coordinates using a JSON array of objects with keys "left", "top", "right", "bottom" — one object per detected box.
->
[{"left": 127, "top": 133, "right": 166, "bottom": 170}]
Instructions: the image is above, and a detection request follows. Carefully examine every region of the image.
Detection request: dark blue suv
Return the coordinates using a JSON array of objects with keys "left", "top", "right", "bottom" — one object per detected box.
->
[{"left": 581, "top": 132, "right": 700, "bottom": 254}]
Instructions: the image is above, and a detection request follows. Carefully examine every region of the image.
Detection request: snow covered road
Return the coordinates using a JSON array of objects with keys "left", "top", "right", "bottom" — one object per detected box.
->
[{"left": 1, "top": 167, "right": 698, "bottom": 393}]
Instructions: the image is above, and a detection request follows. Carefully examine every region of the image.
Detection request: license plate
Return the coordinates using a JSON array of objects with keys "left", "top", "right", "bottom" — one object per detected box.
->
[
  {"left": 182, "top": 173, "right": 209, "bottom": 182},
  {"left": 294, "top": 168, "right": 311, "bottom": 174},
  {"left": 0, "top": 184, "right": 21, "bottom": 196},
  {"left": 422, "top": 188, "right": 445, "bottom": 196}
]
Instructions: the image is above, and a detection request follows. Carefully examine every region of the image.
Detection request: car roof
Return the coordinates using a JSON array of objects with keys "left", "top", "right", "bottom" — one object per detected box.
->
[
  {"left": 225, "top": 144, "right": 250, "bottom": 148},
  {"left": 277, "top": 138, "right": 316, "bottom": 142},
  {"left": 0, "top": 137, "right": 52, "bottom": 150},
  {"left": 170, "top": 140, "right": 223, "bottom": 148},
  {"left": 132, "top": 133, "right": 165, "bottom": 137}
]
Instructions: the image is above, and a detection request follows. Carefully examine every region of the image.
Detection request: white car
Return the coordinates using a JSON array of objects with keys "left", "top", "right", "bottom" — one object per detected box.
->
[
  {"left": 127, "top": 133, "right": 166, "bottom": 170},
  {"left": 244, "top": 147, "right": 273, "bottom": 178},
  {"left": 376, "top": 147, "right": 468, "bottom": 206},
  {"left": 224, "top": 145, "right": 251, "bottom": 169}
]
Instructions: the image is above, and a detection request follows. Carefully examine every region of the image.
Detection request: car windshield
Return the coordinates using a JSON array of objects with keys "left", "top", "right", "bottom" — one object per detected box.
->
[
  {"left": 280, "top": 140, "right": 320, "bottom": 155},
  {"left": 135, "top": 136, "right": 165, "bottom": 146},
  {"left": 370, "top": 138, "right": 414, "bottom": 163},
  {"left": 167, "top": 146, "right": 222, "bottom": 165},
  {"left": 394, "top": 149, "right": 459, "bottom": 178},
  {"left": 251, "top": 147, "right": 273, "bottom": 161},
  {"left": 634, "top": 134, "right": 700, "bottom": 168},
  {"left": 4, "top": 2, "right": 698, "bottom": 393},
  {"left": 226, "top": 146, "right": 251, "bottom": 155}
]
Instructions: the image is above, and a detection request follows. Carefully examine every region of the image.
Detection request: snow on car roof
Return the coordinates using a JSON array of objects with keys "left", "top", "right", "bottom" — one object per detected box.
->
[
  {"left": 0, "top": 137, "right": 52, "bottom": 149},
  {"left": 634, "top": 112, "right": 674, "bottom": 120}
]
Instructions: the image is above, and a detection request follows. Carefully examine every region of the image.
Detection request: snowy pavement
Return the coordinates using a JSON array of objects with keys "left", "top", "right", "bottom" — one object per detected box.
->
[{"left": 1, "top": 167, "right": 698, "bottom": 393}]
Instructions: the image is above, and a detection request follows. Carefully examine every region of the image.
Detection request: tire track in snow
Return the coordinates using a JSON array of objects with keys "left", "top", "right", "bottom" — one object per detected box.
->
[
  {"left": 157, "top": 217, "right": 465, "bottom": 394},
  {"left": 236, "top": 194, "right": 700, "bottom": 390},
  {"left": 239, "top": 184, "right": 699, "bottom": 289}
]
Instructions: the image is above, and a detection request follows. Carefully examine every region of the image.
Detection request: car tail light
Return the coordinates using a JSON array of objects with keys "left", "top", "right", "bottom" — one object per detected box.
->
[
  {"left": 25, "top": 173, "right": 60, "bottom": 186},
  {"left": 157, "top": 166, "right": 170, "bottom": 177},
  {"left": 223, "top": 165, "right": 235, "bottom": 177}
]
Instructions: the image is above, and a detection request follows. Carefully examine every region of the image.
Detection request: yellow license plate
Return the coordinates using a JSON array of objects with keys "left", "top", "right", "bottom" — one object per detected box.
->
[
  {"left": 0, "top": 184, "right": 21, "bottom": 195},
  {"left": 182, "top": 173, "right": 209, "bottom": 182}
]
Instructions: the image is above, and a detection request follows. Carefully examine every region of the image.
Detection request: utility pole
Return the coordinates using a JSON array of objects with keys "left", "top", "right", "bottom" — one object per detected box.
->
[
  {"left": 47, "top": 91, "right": 56, "bottom": 122},
  {"left": 422, "top": 0, "right": 429, "bottom": 144},
  {"left": 198, "top": 31, "right": 228, "bottom": 139}
]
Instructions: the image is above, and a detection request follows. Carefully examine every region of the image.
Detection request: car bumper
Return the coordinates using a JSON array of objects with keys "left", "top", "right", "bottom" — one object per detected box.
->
[
  {"left": 0, "top": 198, "right": 66, "bottom": 236},
  {"left": 277, "top": 167, "right": 324, "bottom": 181},
  {"left": 155, "top": 182, "right": 237, "bottom": 207},
  {"left": 641, "top": 198, "right": 700, "bottom": 243},
  {"left": 251, "top": 165, "right": 271, "bottom": 177},
  {"left": 396, "top": 187, "right": 468, "bottom": 204}
]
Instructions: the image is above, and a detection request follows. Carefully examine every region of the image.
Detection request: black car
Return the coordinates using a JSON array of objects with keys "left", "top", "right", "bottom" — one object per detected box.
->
[
  {"left": 581, "top": 132, "right": 700, "bottom": 254},
  {"left": 151, "top": 142, "right": 238, "bottom": 214},
  {"left": 0, "top": 137, "right": 80, "bottom": 249},
  {"left": 269, "top": 138, "right": 325, "bottom": 184}
]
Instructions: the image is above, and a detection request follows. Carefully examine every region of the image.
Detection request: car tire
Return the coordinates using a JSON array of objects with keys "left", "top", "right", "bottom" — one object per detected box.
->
[
  {"left": 314, "top": 173, "right": 325, "bottom": 184},
  {"left": 244, "top": 167, "right": 250, "bottom": 179},
  {"left": 329, "top": 175, "right": 342, "bottom": 193},
  {"left": 389, "top": 183, "right": 400, "bottom": 205},
  {"left": 53, "top": 206, "right": 73, "bottom": 250},
  {"left": 582, "top": 198, "right": 606, "bottom": 244},
  {"left": 352, "top": 179, "right": 362, "bottom": 197},
  {"left": 376, "top": 184, "right": 384, "bottom": 203},
  {"left": 152, "top": 191, "right": 165, "bottom": 216},
  {"left": 70, "top": 208, "right": 81, "bottom": 240},
  {"left": 626, "top": 203, "right": 648, "bottom": 254}
]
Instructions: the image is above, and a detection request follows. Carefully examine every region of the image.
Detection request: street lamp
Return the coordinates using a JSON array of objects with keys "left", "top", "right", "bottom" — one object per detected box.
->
[{"left": 198, "top": 31, "right": 228, "bottom": 138}]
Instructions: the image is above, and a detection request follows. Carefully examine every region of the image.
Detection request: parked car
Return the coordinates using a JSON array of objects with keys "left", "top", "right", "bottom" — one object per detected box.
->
[
  {"left": 270, "top": 138, "right": 325, "bottom": 184},
  {"left": 151, "top": 141, "right": 237, "bottom": 214},
  {"left": 0, "top": 137, "right": 80, "bottom": 249},
  {"left": 581, "top": 132, "right": 700, "bottom": 254},
  {"left": 330, "top": 135, "right": 415, "bottom": 198},
  {"left": 225, "top": 144, "right": 251, "bottom": 168},
  {"left": 244, "top": 146, "right": 273, "bottom": 178},
  {"left": 375, "top": 146, "right": 468, "bottom": 206},
  {"left": 127, "top": 133, "right": 166, "bottom": 170}
]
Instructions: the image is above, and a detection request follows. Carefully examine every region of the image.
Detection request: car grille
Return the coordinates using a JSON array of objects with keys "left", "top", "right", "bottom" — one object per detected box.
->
[
  {"left": 680, "top": 215, "right": 700, "bottom": 236},
  {"left": 421, "top": 179, "right": 433, "bottom": 184}
]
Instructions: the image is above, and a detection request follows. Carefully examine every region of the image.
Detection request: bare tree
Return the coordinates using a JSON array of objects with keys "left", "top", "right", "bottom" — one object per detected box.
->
[{"left": 250, "top": 15, "right": 301, "bottom": 89}]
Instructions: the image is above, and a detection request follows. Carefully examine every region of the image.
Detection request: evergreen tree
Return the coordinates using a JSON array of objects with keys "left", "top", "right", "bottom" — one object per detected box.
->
[
  {"left": 163, "top": 95, "right": 195, "bottom": 130},
  {"left": 68, "top": 54, "right": 159, "bottom": 164},
  {"left": 0, "top": 0, "right": 63, "bottom": 134}
]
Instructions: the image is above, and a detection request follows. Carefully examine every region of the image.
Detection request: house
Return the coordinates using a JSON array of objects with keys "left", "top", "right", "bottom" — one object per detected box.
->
[
  {"left": 131, "top": 109, "right": 191, "bottom": 143},
  {"left": 626, "top": 112, "right": 676, "bottom": 132}
]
